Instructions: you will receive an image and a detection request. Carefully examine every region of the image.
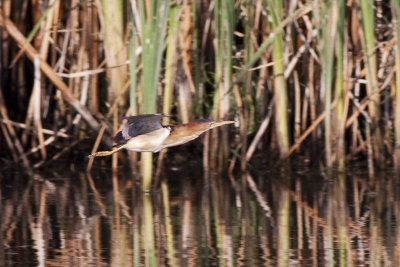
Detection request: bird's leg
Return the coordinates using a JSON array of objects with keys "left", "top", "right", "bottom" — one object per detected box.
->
[{"left": 88, "top": 144, "right": 127, "bottom": 158}]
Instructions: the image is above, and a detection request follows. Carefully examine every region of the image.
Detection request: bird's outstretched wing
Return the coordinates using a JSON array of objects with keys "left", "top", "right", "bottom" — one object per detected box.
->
[{"left": 113, "top": 114, "right": 168, "bottom": 147}]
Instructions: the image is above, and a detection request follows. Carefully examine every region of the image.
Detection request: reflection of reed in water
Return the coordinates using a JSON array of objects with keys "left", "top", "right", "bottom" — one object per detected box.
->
[{"left": 1, "top": 170, "right": 400, "bottom": 265}]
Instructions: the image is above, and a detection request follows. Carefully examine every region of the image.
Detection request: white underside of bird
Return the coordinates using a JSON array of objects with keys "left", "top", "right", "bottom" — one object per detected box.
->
[{"left": 125, "top": 127, "right": 171, "bottom": 152}]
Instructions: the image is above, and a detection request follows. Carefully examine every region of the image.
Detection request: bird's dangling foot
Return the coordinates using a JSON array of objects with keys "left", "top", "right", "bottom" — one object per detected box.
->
[
  {"left": 88, "top": 144, "right": 127, "bottom": 158},
  {"left": 88, "top": 150, "right": 114, "bottom": 158}
]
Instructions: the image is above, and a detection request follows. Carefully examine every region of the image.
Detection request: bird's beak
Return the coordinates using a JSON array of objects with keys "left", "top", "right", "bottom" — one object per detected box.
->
[{"left": 211, "top": 120, "right": 235, "bottom": 128}]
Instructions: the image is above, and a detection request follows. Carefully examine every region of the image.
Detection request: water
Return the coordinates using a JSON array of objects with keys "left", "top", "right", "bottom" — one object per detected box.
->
[{"left": 1, "top": 163, "right": 400, "bottom": 266}]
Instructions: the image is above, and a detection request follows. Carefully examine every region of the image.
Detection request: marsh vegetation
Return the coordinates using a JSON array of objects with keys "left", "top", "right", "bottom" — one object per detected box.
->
[{"left": 0, "top": 1, "right": 400, "bottom": 183}]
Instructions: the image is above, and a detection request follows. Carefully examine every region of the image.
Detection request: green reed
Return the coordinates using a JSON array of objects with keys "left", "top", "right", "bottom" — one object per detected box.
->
[
  {"left": 335, "top": 0, "right": 346, "bottom": 171},
  {"left": 318, "top": 0, "right": 337, "bottom": 168},
  {"left": 129, "top": 30, "right": 137, "bottom": 116},
  {"left": 136, "top": 0, "right": 170, "bottom": 191},
  {"left": 267, "top": 0, "right": 290, "bottom": 157},
  {"left": 1, "top": 1, "right": 400, "bottom": 177}
]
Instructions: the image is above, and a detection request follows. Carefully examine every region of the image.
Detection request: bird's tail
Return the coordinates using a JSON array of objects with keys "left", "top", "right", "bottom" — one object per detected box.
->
[{"left": 88, "top": 144, "right": 127, "bottom": 158}]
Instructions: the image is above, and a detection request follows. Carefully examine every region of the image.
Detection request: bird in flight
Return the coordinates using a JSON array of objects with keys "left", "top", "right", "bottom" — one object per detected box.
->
[{"left": 89, "top": 114, "right": 234, "bottom": 158}]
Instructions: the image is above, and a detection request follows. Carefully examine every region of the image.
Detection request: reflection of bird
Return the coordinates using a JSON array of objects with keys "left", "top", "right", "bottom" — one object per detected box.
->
[{"left": 89, "top": 114, "right": 235, "bottom": 157}]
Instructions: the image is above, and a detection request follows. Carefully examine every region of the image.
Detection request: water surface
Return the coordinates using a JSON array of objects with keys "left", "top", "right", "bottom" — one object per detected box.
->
[{"left": 1, "top": 164, "right": 399, "bottom": 266}]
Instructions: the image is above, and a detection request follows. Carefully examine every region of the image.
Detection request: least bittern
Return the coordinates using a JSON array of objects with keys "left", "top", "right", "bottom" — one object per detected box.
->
[{"left": 89, "top": 114, "right": 234, "bottom": 157}]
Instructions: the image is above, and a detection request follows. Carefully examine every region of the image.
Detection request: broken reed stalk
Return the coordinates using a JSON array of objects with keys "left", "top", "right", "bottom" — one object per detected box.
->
[
  {"left": 0, "top": 123, "right": 19, "bottom": 162},
  {"left": 246, "top": 100, "right": 274, "bottom": 162},
  {"left": 87, "top": 124, "right": 107, "bottom": 171},
  {"left": 87, "top": 79, "right": 131, "bottom": 170},
  {"left": 0, "top": 119, "right": 69, "bottom": 137},
  {"left": 22, "top": 1, "right": 57, "bottom": 146},
  {"left": 282, "top": 71, "right": 393, "bottom": 162},
  {"left": 22, "top": 127, "right": 69, "bottom": 158},
  {"left": 9, "top": 0, "right": 59, "bottom": 67},
  {"left": 240, "top": 4, "right": 312, "bottom": 73},
  {"left": 0, "top": 11, "right": 101, "bottom": 132},
  {"left": 34, "top": 139, "right": 80, "bottom": 168},
  {"left": 33, "top": 55, "right": 47, "bottom": 160},
  {"left": 0, "top": 88, "right": 30, "bottom": 167},
  {"left": 3, "top": 0, "right": 400, "bottom": 173}
]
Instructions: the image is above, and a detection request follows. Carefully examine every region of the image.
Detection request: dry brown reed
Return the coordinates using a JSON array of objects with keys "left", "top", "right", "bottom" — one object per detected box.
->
[{"left": 0, "top": 0, "right": 399, "bottom": 177}]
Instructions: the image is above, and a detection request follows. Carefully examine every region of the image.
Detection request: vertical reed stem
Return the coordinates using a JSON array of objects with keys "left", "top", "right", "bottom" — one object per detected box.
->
[
  {"left": 335, "top": 0, "right": 345, "bottom": 170},
  {"left": 101, "top": 0, "right": 126, "bottom": 103},
  {"left": 129, "top": 30, "right": 137, "bottom": 116},
  {"left": 392, "top": 0, "right": 400, "bottom": 171},
  {"left": 138, "top": 0, "right": 170, "bottom": 190},
  {"left": 320, "top": 0, "right": 338, "bottom": 168},
  {"left": 268, "top": 0, "right": 290, "bottom": 156},
  {"left": 360, "top": 0, "right": 384, "bottom": 167}
]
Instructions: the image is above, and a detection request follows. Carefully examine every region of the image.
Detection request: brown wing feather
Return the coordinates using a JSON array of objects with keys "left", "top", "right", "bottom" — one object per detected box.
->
[{"left": 160, "top": 121, "right": 212, "bottom": 148}]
